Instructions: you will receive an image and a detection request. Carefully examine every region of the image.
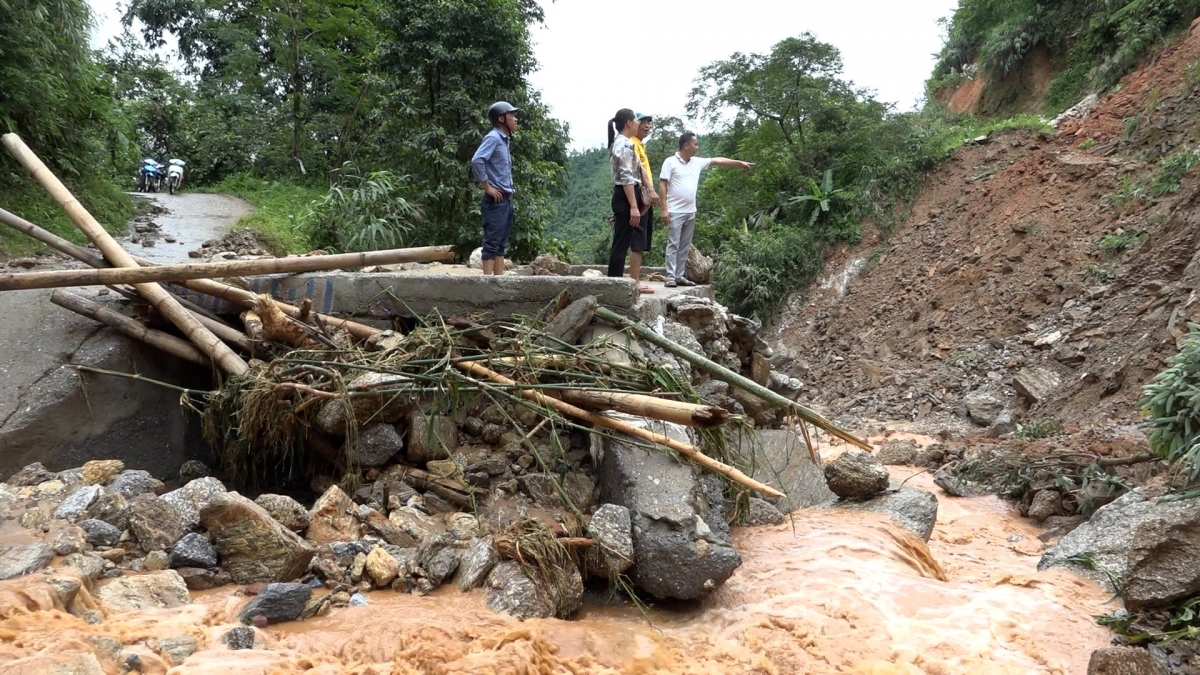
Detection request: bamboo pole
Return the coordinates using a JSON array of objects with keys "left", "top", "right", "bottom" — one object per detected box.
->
[
  {"left": 0, "top": 245, "right": 455, "bottom": 291},
  {"left": 594, "top": 306, "right": 871, "bottom": 451},
  {"left": 455, "top": 359, "right": 784, "bottom": 499},
  {"left": 0, "top": 203, "right": 382, "bottom": 342},
  {"left": 51, "top": 290, "right": 211, "bottom": 367},
  {"left": 557, "top": 389, "right": 728, "bottom": 428},
  {"left": 2, "top": 133, "right": 249, "bottom": 376}
]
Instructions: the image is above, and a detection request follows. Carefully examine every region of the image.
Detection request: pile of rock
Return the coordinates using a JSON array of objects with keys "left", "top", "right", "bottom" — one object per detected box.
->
[{"left": 187, "top": 229, "right": 273, "bottom": 261}]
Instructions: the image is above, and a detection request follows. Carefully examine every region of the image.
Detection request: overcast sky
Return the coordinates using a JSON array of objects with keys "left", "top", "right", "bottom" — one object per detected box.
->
[{"left": 88, "top": 0, "right": 958, "bottom": 149}]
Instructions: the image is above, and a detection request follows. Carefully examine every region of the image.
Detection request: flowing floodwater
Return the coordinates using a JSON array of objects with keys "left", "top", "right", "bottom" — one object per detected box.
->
[{"left": 0, "top": 462, "right": 1112, "bottom": 675}]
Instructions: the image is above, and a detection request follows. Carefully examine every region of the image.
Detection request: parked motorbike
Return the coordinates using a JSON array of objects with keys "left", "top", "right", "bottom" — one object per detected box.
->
[
  {"left": 137, "top": 159, "right": 161, "bottom": 193},
  {"left": 166, "top": 159, "right": 186, "bottom": 195}
]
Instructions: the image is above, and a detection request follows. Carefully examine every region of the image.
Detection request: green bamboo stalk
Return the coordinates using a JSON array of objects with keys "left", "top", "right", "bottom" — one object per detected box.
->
[{"left": 594, "top": 306, "right": 870, "bottom": 451}]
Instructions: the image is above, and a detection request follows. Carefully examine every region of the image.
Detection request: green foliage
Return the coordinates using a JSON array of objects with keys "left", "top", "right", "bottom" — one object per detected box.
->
[
  {"left": 544, "top": 147, "right": 612, "bottom": 264},
  {"left": 206, "top": 174, "right": 324, "bottom": 254},
  {"left": 1097, "top": 228, "right": 1147, "bottom": 256},
  {"left": 1141, "top": 323, "right": 1200, "bottom": 483},
  {"left": 933, "top": 0, "right": 1200, "bottom": 114},
  {"left": 300, "top": 165, "right": 421, "bottom": 252},
  {"left": 712, "top": 227, "right": 826, "bottom": 321},
  {"left": 1105, "top": 174, "right": 1148, "bottom": 206},
  {"left": 1079, "top": 138, "right": 1098, "bottom": 151},
  {"left": 0, "top": 178, "right": 134, "bottom": 256},
  {"left": 1015, "top": 418, "right": 1058, "bottom": 439},
  {"left": 1151, "top": 147, "right": 1200, "bottom": 195}
]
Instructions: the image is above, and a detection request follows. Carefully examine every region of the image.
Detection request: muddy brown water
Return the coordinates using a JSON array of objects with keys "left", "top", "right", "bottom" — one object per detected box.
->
[{"left": 0, "top": 465, "right": 1111, "bottom": 674}]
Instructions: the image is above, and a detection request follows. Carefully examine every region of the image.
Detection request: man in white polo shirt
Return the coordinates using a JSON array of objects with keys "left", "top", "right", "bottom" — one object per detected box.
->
[{"left": 658, "top": 132, "right": 753, "bottom": 287}]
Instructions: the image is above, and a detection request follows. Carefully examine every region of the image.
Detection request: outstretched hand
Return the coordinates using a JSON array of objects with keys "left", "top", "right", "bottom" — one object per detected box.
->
[{"left": 739, "top": 161, "right": 755, "bottom": 171}]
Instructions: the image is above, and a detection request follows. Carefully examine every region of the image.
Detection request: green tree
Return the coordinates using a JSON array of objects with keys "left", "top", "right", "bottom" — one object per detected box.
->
[{"left": 373, "top": 0, "right": 567, "bottom": 261}]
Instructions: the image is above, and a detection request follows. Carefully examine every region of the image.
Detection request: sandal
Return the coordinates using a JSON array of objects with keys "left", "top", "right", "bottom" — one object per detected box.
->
[{"left": 638, "top": 285, "right": 656, "bottom": 294}]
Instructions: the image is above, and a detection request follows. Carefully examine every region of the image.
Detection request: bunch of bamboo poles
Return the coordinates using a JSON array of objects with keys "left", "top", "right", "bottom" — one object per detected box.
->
[{"left": 0, "top": 132, "right": 870, "bottom": 500}]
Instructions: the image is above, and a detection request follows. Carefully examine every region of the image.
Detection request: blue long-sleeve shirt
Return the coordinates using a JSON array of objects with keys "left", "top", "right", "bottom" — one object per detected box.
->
[{"left": 470, "top": 128, "right": 514, "bottom": 195}]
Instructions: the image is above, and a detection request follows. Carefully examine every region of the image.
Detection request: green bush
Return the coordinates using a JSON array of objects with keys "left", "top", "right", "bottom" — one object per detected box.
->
[
  {"left": 301, "top": 166, "right": 422, "bottom": 253},
  {"left": 1151, "top": 148, "right": 1200, "bottom": 196},
  {"left": 712, "top": 227, "right": 825, "bottom": 321},
  {"left": 0, "top": 177, "right": 133, "bottom": 257},
  {"left": 1142, "top": 322, "right": 1200, "bottom": 482},
  {"left": 206, "top": 174, "right": 325, "bottom": 254}
]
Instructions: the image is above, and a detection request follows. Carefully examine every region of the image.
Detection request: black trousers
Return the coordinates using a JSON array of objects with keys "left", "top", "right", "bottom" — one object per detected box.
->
[{"left": 608, "top": 186, "right": 651, "bottom": 278}]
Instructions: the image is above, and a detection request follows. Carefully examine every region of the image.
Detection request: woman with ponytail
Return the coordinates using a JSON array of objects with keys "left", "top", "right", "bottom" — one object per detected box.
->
[{"left": 607, "top": 108, "right": 654, "bottom": 293}]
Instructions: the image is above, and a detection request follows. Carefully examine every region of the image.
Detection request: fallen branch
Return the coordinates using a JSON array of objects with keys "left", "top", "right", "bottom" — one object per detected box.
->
[
  {"left": 399, "top": 467, "right": 474, "bottom": 508},
  {"left": 455, "top": 359, "right": 784, "bottom": 499},
  {"left": 2, "top": 132, "right": 249, "bottom": 376},
  {"left": 51, "top": 290, "right": 212, "bottom": 367},
  {"left": 594, "top": 306, "right": 871, "bottom": 451},
  {"left": 557, "top": 389, "right": 728, "bottom": 428}
]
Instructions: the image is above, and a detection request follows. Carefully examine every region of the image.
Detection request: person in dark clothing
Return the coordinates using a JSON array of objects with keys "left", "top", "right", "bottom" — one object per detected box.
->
[
  {"left": 606, "top": 108, "right": 654, "bottom": 293},
  {"left": 470, "top": 101, "right": 519, "bottom": 275}
]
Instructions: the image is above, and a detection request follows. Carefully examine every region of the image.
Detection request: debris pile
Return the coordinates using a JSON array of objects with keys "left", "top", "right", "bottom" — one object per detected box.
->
[{"left": 187, "top": 228, "right": 274, "bottom": 260}]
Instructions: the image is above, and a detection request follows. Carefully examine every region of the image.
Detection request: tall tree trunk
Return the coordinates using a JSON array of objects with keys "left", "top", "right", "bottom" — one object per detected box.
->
[{"left": 290, "top": 14, "right": 303, "bottom": 174}]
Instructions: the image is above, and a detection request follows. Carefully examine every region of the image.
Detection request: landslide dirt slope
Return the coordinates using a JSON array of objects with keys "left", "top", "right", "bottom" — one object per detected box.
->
[{"left": 773, "top": 21, "right": 1200, "bottom": 437}]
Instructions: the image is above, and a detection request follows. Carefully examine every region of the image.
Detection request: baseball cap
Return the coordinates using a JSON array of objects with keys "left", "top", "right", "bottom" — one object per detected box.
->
[{"left": 635, "top": 112, "right": 653, "bottom": 121}]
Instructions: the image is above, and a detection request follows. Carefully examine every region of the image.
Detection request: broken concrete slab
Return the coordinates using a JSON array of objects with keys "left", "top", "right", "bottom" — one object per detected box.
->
[{"left": 736, "top": 429, "right": 835, "bottom": 513}]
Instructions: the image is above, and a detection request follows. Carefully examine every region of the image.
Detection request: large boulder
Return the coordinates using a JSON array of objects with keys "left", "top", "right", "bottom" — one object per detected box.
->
[
  {"left": 1087, "top": 646, "right": 1163, "bottom": 674},
  {"left": 351, "top": 424, "right": 404, "bottom": 468},
  {"left": 597, "top": 417, "right": 741, "bottom": 600},
  {"left": 454, "top": 537, "right": 498, "bottom": 591},
  {"left": 95, "top": 570, "right": 190, "bottom": 612},
  {"left": 836, "top": 486, "right": 940, "bottom": 541},
  {"left": 1041, "top": 489, "right": 1200, "bottom": 610},
  {"left": 127, "top": 494, "right": 186, "bottom": 552},
  {"left": 484, "top": 560, "right": 582, "bottom": 620},
  {"left": 737, "top": 429, "right": 835, "bottom": 513},
  {"left": 964, "top": 391, "right": 1005, "bottom": 426},
  {"left": 823, "top": 451, "right": 889, "bottom": 500},
  {"left": 306, "top": 485, "right": 363, "bottom": 544},
  {"left": 0, "top": 543, "right": 53, "bottom": 580},
  {"left": 161, "top": 477, "right": 227, "bottom": 531},
  {"left": 538, "top": 295, "right": 597, "bottom": 346},
  {"left": 200, "top": 492, "right": 315, "bottom": 584},
  {"left": 52, "top": 484, "right": 102, "bottom": 521},
  {"left": 237, "top": 582, "right": 312, "bottom": 625},
  {"left": 169, "top": 533, "right": 219, "bottom": 569},
  {"left": 253, "top": 494, "right": 310, "bottom": 532}
]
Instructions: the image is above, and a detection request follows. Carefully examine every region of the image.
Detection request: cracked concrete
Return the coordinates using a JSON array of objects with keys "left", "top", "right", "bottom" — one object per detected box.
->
[{"left": 0, "top": 287, "right": 213, "bottom": 479}]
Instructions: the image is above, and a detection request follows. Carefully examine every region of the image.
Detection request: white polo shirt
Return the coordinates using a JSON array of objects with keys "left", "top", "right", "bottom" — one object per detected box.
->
[{"left": 659, "top": 153, "right": 712, "bottom": 215}]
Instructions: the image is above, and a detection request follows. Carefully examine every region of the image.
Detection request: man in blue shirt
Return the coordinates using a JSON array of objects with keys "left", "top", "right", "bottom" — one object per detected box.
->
[{"left": 470, "top": 101, "right": 519, "bottom": 275}]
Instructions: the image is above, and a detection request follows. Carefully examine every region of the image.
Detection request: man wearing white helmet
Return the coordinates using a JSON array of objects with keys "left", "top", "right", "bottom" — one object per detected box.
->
[{"left": 471, "top": 101, "right": 520, "bottom": 275}]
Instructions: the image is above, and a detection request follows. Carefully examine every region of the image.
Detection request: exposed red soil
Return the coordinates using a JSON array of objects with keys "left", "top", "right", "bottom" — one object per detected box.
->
[{"left": 774, "top": 22, "right": 1200, "bottom": 450}]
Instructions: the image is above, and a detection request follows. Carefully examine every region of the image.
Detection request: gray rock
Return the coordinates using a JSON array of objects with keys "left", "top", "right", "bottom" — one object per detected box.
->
[
  {"left": 598, "top": 418, "right": 741, "bottom": 600},
  {"left": 94, "top": 570, "right": 190, "bottom": 612},
  {"left": 519, "top": 472, "right": 595, "bottom": 512},
  {"left": 1027, "top": 489, "right": 1064, "bottom": 522},
  {"left": 52, "top": 524, "right": 87, "bottom": 555},
  {"left": 407, "top": 413, "right": 456, "bottom": 464},
  {"left": 161, "top": 477, "right": 227, "bottom": 531},
  {"left": 933, "top": 469, "right": 989, "bottom": 497},
  {"left": 79, "top": 518, "right": 122, "bottom": 547},
  {"left": 987, "top": 409, "right": 1017, "bottom": 437},
  {"left": 0, "top": 543, "right": 53, "bottom": 579},
  {"left": 127, "top": 494, "right": 186, "bottom": 552},
  {"left": 737, "top": 429, "right": 835, "bottom": 513},
  {"left": 586, "top": 503, "right": 634, "bottom": 576},
  {"left": 742, "top": 498, "right": 786, "bottom": 526},
  {"left": 1013, "top": 367, "right": 1061, "bottom": 404},
  {"left": 876, "top": 439, "right": 919, "bottom": 466},
  {"left": 169, "top": 533, "right": 218, "bottom": 569},
  {"left": 964, "top": 391, "right": 1004, "bottom": 426},
  {"left": 175, "top": 567, "right": 233, "bottom": 591},
  {"left": 254, "top": 494, "right": 311, "bottom": 532},
  {"left": 84, "top": 492, "right": 129, "bottom": 530},
  {"left": 62, "top": 553, "right": 106, "bottom": 582},
  {"left": 200, "top": 492, "right": 315, "bottom": 584},
  {"left": 485, "top": 560, "right": 582, "bottom": 619},
  {"left": 1086, "top": 646, "right": 1163, "bottom": 674},
  {"left": 837, "top": 487, "right": 940, "bottom": 541},
  {"left": 53, "top": 484, "right": 103, "bottom": 522},
  {"left": 7, "top": 462, "right": 55, "bottom": 486},
  {"left": 81, "top": 460, "right": 124, "bottom": 486},
  {"left": 417, "top": 534, "right": 461, "bottom": 586},
  {"left": 178, "top": 460, "right": 210, "bottom": 485},
  {"left": 1041, "top": 489, "right": 1200, "bottom": 610},
  {"left": 224, "top": 626, "right": 255, "bottom": 650},
  {"left": 238, "top": 582, "right": 313, "bottom": 625},
  {"left": 353, "top": 424, "right": 404, "bottom": 468},
  {"left": 158, "top": 635, "right": 198, "bottom": 667},
  {"left": 454, "top": 537, "right": 498, "bottom": 591},
  {"left": 539, "top": 295, "right": 597, "bottom": 346},
  {"left": 823, "top": 451, "right": 889, "bottom": 500},
  {"left": 106, "top": 470, "right": 158, "bottom": 500}
]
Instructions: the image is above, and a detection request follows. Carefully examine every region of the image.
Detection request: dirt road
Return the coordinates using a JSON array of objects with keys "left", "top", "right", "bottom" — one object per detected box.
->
[
  {"left": 123, "top": 192, "right": 253, "bottom": 264},
  {"left": 0, "top": 191, "right": 252, "bottom": 477}
]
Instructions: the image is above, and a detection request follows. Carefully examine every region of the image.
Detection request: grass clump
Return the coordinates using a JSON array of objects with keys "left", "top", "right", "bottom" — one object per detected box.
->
[
  {"left": 205, "top": 174, "right": 324, "bottom": 254},
  {"left": 1151, "top": 148, "right": 1200, "bottom": 196},
  {"left": 1097, "top": 229, "right": 1147, "bottom": 256},
  {"left": 1015, "top": 418, "right": 1058, "bottom": 439},
  {"left": 300, "top": 164, "right": 422, "bottom": 253}
]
